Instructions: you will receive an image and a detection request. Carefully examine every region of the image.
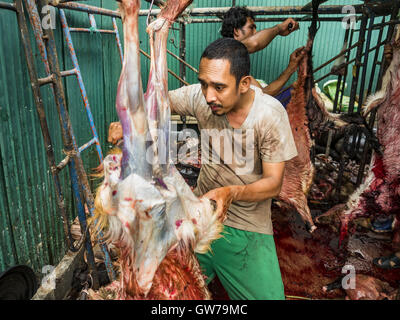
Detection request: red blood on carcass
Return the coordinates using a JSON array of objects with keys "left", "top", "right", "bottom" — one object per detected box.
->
[
  {"left": 337, "top": 30, "right": 400, "bottom": 246},
  {"left": 90, "top": 0, "right": 222, "bottom": 300}
]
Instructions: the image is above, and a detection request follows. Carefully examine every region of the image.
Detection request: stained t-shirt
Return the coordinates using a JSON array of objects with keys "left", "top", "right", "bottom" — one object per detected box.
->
[{"left": 169, "top": 84, "right": 297, "bottom": 235}]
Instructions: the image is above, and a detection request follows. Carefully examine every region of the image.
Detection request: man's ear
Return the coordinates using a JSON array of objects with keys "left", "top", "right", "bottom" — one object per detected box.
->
[
  {"left": 239, "top": 75, "right": 252, "bottom": 94},
  {"left": 233, "top": 28, "right": 241, "bottom": 39}
]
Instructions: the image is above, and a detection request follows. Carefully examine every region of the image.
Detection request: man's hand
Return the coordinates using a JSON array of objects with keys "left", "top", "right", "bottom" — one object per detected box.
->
[
  {"left": 277, "top": 18, "right": 299, "bottom": 37},
  {"left": 108, "top": 121, "right": 123, "bottom": 145},
  {"left": 287, "top": 46, "right": 306, "bottom": 72},
  {"left": 202, "top": 186, "right": 241, "bottom": 223}
]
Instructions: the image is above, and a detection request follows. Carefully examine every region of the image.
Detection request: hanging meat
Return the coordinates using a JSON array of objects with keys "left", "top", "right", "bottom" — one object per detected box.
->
[
  {"left": 90, "top": 0, "right": 223, "bottom": 300},
  {"left": 279, "top": 2, "right": 379, "bottom": 233},
  {"left": 335, "top": 26, "right": 400, "bottom": 246}
]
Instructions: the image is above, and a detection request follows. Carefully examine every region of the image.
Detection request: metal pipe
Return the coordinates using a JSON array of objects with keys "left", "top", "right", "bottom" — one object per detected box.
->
[
  {"left": 78, "top": 137, "right": 98, "bottom": 153},
  {"left": 15, "top": 0, "right": 74, "bottom": 255},
  {"left": 61, "top": 68, "right": 77, "bottom": 77},
  {"left": 52, "top": 3, "right": 363, "bottom": 18},
  {"left": 59, "top": 8, "right": 103, "bottom": 163},
  {"left": 338, "top": 20, "right": 355, "bottom": 114},
  {"left": 69, "top": 27, "right": 116, "bottom": 33},
  {"left": 139, "top": 5, "right": 364, "bottom": 17},
  {"left": 140, "top": 48, "right": 190, "bottom": 86},
  {"left": 0, "top": 1, "right": 16, "bottom": 11},
  {"left": 167, "top": 48, "right": 198, "bottom": 74},
  {"left": 348, "top": 12, "right": 369, "bottom": 113},
  {"left": 113, "top": 17, "right": 124, "bottom": 65},
  {"left": 313, "top": 41, "right": 360, "bottom": 74},
  {"left": 35, "top": 0, "right": 101, "bottom": 288},
  {"left": 185, "top": 17, "right": 358, "bottom": 24},
  {"left": 367, "top": 16, "right": 386, "bottom": 96},
  {"left": 332, "top": 25, "right": 350, "bottom": 114},
  {"left": 179, "top": 22, "right": 187, "bottom": 128},
  {"left": 357, "top": 10, "right": 375, "bottom": 110},
  {"left": 56, "top": 2, "right": 121, "bottom": 18}
]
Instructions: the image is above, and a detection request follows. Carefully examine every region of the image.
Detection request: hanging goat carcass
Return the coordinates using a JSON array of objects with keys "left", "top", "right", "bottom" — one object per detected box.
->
[
  {"left": 90, "top": 0, "right": 222, "bottom": 300},
  {"left": 335, "top": 27, "right": 400, "bottom": 246}
]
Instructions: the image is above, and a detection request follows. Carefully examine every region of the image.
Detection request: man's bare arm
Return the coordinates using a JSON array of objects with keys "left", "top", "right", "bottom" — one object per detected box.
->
[
  {"left": 202, "top": 161, "right": 285, "bottom": 220},
  {"left": 241, "top": 18, "right": 299, "bottom": 54},
  {"left": 262, "top": 46, "right": 306, "bottom": 96}
]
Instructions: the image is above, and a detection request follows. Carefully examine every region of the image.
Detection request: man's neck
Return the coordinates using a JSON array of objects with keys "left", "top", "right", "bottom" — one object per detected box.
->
[{"left": 226, "top": 88, "right": 255, "bottom": 128}]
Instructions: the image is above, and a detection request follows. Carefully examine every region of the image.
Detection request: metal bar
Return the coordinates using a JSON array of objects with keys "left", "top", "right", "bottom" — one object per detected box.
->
[
  {"left": 55, "top": 2, "right": 121, "bottom": 18},
  {"left": 185, "top": 17, "right": 358, "bottom": 23},
  {"left": 140, "top": 48, "right": 190, "bottom": 86},
  {"left": 139, "top": 5, "right": 364, "bottom": 17},
  {"left": 38, "top": 74, "right": 54, "bottom": 86},
  {"left": 34, "top": 0, "right": 101, "bottom": 288},
  {"left": 348, "top": 12, "right": 369, "bottom": 113},
  {"left": 78, "top": 137, "right": 98, "bottom": 153},
  {"left": 313, "top": 41, "right": 360, "bottom": 74},
  {"left": 15, "top": 0, "right": 74, "bottom": 255},
  {"left": 88, "top": 12, "right": 96, "bottom": 29},
  {"left": 167, "top": 49, "right": 198, "bottom": 74},
  {"left": 356, "top": 19, "right": 400, "bottom": 31},
  {"left": 113, "top": 17, "right": 124, "bottom": 65},
  {"left": 357, "top": 11, "right": 375, "bottom": 110},
  {"left": 56, "top": 155, "right": 70, "bottom": 172},
  {"left": 367, "top": 16, "right": 386, "bottom": 96},
  {"left": 0, "top": 1, "right": 16, "bottom": 11},
  {"left": 61, "top": 68, "right": 77, "bottom": 77},
  {"left": 69, "top": 27, "right": 116, "bottom": 34},
  {"left": 338, "top": 20, "right": 356, "bottom": 114},
  {"left": 59, "top": 8, "right": 103, "bottom": 163},
  {"left": 52, "top": 2, "right": 363, "bottom": 17},
  {"left": 179, "top": 22, "right": 187, "bottom": 128},
  {"left": 332, "top": 25, "right": 350, "bottom": 114}
]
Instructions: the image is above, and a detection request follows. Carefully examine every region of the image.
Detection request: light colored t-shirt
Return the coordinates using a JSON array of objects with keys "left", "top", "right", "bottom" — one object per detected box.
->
[{"left": 169, "top": 84, "right": 297, "bottom": 235}]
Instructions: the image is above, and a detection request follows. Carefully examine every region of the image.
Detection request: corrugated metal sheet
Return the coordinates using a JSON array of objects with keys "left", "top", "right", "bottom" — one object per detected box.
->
[
  {"left": 0, "top": 0, "right": 393, "bottom": 279},
  {"left": 0, "top": 0, "right": 66, "bottom": 274}
]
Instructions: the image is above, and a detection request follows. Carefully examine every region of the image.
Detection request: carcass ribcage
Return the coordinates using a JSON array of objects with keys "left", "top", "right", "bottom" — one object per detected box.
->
[{"left": 93, "top": 0, "right": 221, "bottom": 298}]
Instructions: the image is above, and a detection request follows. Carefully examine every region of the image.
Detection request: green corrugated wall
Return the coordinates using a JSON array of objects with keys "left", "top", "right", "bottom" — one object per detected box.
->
[{"left": 0, "top": 0, "right": 392, "bottom": 279}]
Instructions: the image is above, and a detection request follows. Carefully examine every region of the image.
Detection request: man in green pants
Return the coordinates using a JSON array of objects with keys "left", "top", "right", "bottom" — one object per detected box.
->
[
  {"left": 108, "top": 38, "right": 297, "bottom": 299},
  {"left": 169, "top": 38, "right": 297, "bottom": 300}
]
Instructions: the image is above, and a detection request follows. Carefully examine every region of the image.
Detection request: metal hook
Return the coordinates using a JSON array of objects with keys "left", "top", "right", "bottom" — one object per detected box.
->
[{"left": 147, "top": 0, "right": 155, "bottom": 26}]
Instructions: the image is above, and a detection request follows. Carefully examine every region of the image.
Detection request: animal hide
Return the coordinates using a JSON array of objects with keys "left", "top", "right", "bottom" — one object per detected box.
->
[{"left": 90, "top": 0, "right": 222, "bottom": 300}]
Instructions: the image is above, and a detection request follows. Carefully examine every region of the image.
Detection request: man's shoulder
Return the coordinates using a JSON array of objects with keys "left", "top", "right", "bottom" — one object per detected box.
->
[
  {"left": 170, "top": 83, "right": 202, "bottom": 98},
  {"left": 253, "top": 87, "right": 287, "bottom": 120}
]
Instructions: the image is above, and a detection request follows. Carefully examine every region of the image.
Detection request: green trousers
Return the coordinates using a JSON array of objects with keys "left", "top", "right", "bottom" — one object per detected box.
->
[{"left": 196, "top": 225, "right": 285, "bottom": 300}]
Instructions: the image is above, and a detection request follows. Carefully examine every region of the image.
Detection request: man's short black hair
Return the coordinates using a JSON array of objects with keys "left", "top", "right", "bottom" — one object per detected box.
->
[
  {"left": 220, "top": 6, "right": 255, "bottom": 38},
  {"left": 201, "top": 38, "right": 250, "bottom": 86}
]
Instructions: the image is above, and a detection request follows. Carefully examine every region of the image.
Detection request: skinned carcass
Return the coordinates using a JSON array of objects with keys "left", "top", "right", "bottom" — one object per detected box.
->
[
  {"left": 279, "top": 2, "right": 379, "bottom": 233},
  {"left": 336, "top": 26, "right": 400, "bottom": 246},
  {"left": 91, "top": 0, "right": 222, "bottom": 300}
]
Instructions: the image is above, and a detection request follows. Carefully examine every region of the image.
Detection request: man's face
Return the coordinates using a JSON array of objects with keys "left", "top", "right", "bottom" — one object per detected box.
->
[
  {"left": 234, "top": 17, "right": 256, "bottom": 41},
  {"left": 198, "top": 58, "right": 241, "bottom": 116}
]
